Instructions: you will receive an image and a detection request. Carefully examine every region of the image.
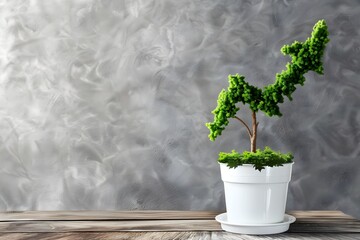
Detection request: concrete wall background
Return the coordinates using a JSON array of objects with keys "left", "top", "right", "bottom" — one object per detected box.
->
[{"left": 0, "top": 0, "right": 359, "bottom": 218}]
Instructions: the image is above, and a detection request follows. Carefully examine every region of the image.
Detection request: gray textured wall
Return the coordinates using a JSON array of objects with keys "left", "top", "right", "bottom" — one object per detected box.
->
[{"left": 0, "top": 0, "right": 359, "bottom": 217}]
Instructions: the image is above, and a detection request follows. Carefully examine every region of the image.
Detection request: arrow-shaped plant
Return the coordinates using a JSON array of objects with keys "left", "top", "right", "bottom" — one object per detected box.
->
[{"left": 206, "top": 20, "right": 329, "bottom": 170}]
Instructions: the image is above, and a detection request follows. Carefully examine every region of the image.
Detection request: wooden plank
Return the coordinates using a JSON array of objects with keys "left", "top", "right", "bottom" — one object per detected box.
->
[
  {"left": 0, "top": 211, "right": 220, "bottom": 221},
  {"left": 0, "top": 232, "right": 360, "bottom": 240},
  {"left": 289, "top": 222, "right": 360, "bottom": 233},
  {"left": 288, "top": 211, "right": 360, "bottom": 233},
  {"left": 0, "top": 220, "right": 222, "bottom": 232},
  {"left": 0, "top": 218, "right": 359, "bottom": 233},
  {"left": 0, "top": 211, "right": 358, "bottom": 233},
  {"left": 288, "top": 211, "right": 353, "bottom": 219},
  {"left": 0, "top": 232, "right": 210, "bottom": 240},
  {"left": 0, "top": 210, "right": 355, "bottom": 222}
]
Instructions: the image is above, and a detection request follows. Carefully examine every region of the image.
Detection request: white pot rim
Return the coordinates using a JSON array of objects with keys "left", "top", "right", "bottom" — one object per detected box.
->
[{"left": 219, "top": 161, "right": 294, "bottom": 183}]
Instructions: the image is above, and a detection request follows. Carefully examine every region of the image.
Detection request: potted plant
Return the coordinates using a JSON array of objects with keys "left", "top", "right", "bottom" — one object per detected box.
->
[{"left": 206, "top": 20, "right": 329, "bottom": 234}]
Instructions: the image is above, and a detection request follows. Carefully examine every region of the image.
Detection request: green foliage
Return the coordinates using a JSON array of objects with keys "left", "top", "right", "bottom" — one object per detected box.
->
[
  {"left": 206, "top": 20, "right": 329, "bottom": 141},
  {"left": 218, "top": 147, "right": 294, "bottom": 171}
]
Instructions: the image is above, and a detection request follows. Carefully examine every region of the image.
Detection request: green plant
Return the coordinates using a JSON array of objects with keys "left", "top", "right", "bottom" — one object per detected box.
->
[
  {"left": 206, "top": 20, "right": 329, "bottom": 170},
  {"left": 219, "top": 147, "right": 294, "bottom": 171}
]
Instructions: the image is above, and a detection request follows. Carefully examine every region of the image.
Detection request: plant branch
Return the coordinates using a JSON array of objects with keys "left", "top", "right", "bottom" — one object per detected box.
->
[
  {"left": 234, "top": 116, "right": 252, "bottom": 139},
  {"left": 251, "top": 111, "right": 258, "bottom": 153}
]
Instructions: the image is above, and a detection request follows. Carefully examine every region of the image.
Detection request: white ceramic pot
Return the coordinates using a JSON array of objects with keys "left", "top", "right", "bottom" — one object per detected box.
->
[{"left": 220, "top": 162, "right": 293, "bottom": 224}]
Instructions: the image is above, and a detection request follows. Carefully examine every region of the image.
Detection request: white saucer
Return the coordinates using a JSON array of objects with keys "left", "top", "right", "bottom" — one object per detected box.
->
[{"left": 215, "top": 213, "right": 296, "bottom": 235}]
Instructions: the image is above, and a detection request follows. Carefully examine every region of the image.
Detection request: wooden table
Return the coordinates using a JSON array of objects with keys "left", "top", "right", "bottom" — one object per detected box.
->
[{"left": 0, "top": 211, "right": 359, "bottom": 239}]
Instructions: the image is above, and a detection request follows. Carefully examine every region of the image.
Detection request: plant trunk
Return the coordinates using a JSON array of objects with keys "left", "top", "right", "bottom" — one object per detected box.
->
[{"left": 250, "top": 111, "right": 257, "bottom": 153}]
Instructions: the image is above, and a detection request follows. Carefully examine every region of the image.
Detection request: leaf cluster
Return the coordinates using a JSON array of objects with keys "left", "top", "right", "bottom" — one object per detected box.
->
[
  {"left": 218, "top": 147, "right": 294, "bottom": 171},
  {"left": 206, "top": 20, "right": 330, "bottom": 141}
]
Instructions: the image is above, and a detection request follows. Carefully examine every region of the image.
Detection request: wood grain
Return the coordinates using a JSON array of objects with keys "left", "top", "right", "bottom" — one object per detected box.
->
[
  {"left": 289, "top": 211, "right": 353, "bottom": 219},
  {"left": 288, "top": 211, "right": 360, "bottom": 233},
  {"left": 0, "top": 210, "right": 354, "bottom": 221},
  {"left": 0, "top": 211, "right": 220, "bottom": 221},
  {"left": 0, "top": 211, "right": 358, "bottom": 235},
  {"left": 0, "top": 232, "right": 359, "bottom": 240},
  {"left": 0, "top": 220, "right": 221, "bottom": 232}
]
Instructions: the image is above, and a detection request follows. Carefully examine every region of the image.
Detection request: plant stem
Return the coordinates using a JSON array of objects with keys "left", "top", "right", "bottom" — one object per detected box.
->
[
  {"left": 250, "top": 111, "right": 258, "bottom": 153},
  {"left": 234, "top": 116, "right": 252, "bottom": 139}
]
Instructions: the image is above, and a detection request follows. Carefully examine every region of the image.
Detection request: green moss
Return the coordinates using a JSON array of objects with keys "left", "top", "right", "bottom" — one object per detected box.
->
[{"left": 218, "top": 147, "right": 294, "bottom": 171}]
